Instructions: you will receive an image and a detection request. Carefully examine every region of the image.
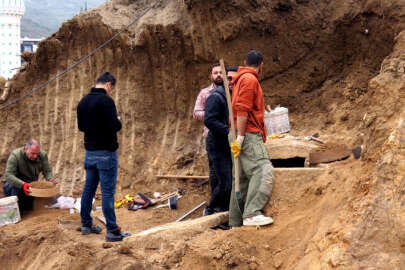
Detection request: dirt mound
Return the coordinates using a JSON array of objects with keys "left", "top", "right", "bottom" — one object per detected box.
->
[{"left": 0, "top": 0, "right": 404, "bottom": 269}]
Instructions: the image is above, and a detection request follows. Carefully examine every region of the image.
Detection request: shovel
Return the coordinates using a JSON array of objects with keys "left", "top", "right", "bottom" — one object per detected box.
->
[
  {"left": 220, "top": 59, "right": 243, "bottom": 213},
  {"left": 154, "top": 195, "right": 179, "bottom": 209}
]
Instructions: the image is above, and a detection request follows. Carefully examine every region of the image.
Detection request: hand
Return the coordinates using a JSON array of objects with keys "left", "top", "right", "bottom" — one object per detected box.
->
[
  {"left": 236, "top": 135, "right": 245, "bottom": 146},
  {"left": 49, "top": 178, "right": 58, "bottom": 184},
  {"left": 231, "top": 135, "right": 245, "bottom": 158},
  {"left": 22, "top": 182, "right": 31, "bottom": 195}
]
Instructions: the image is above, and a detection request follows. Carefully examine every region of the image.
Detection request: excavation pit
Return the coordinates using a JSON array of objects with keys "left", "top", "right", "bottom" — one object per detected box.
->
[
  {"left": 266, "top": 136, "right": 322, "bottom": 168},
  {"left": 271, "top": 157, "right": 306, "bottom": 168}
]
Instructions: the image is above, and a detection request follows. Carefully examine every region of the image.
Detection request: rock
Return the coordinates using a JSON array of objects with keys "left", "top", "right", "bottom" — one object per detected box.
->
[
  {"left": 103, "top": 243, "right": 113, "bottom": 249},
  {"left": 118, "top": 246, "right": 133, "bottom": 255},
  {"left": 273, "top": 254, "right": 283, "bottom": 269},
  {"left": 67, "top": 250, "right": 77, "bottom": 257},
  {"left": 214, "top": 251, "right": 223, "bottom": 259},
  {"left": 249, "top": 262, "right": 258, "bottom": 270}
]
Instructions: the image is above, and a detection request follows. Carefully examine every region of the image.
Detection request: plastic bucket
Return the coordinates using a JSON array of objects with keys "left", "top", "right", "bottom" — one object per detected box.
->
[
  {"left": 264, "top": 107, "right": 290, "bottom": 135},
  {"left": 0, "top": 196, "right": 21, "bottom": 226}
]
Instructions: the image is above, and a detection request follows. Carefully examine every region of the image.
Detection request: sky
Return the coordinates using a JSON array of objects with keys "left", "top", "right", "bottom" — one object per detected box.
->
[{"left": 21, "top": 0, "right": 107, "bottom": 38}]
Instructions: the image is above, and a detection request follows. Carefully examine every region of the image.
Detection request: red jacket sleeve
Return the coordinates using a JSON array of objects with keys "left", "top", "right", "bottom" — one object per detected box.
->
[{"left": 235, "top": 74, "right": 256, "bottom": 117}]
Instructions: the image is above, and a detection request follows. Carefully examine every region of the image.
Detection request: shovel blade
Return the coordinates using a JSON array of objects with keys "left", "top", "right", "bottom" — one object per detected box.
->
[{"left": 235, "top": 191, "right": 244, "bottom": 212}]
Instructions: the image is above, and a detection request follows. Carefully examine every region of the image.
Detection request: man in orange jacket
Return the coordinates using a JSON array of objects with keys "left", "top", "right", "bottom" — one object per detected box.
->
[{"left": 229, "top": 50, "right": 274, "bottom": 227}]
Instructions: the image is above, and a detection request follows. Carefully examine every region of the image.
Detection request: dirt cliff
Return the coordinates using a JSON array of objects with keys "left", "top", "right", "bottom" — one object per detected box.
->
[{"left": 0, "top": 0, "right": 404, "bottom": 269}]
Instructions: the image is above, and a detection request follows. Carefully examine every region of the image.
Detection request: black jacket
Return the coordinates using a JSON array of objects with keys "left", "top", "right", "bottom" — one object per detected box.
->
[
  {"left": 77, "top": 88, "right": 122, "bottom": 151},
  {"left": 204, "top": 85, "right": 230, "bottom": 142}
]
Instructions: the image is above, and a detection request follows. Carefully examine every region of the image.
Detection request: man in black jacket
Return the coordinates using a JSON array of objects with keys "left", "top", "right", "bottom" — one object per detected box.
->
[
  {"left": 77, "top": 72, "right": 129, "bottom": 242},
  {"left": 204, "top": 67, "right": 238, "bottom": 221}
]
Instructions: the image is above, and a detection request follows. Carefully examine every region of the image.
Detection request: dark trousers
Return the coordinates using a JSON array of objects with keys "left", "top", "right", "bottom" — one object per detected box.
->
[
  {"left": 206, "top": 135, "right": 232, "bottom": 212},
  {"left": 3, "top": 181, "right": 34, "bottom": 215}
]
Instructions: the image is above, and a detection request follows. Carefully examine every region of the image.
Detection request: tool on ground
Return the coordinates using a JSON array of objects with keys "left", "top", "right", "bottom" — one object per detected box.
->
[
  {"left": 352, "top": 146, "right": 362, "bottom": 159},
  {"left": 304, "top": 136, "right": 325, "bottom": 144},
  {"left": 220, "top": 59, "right": 243, "bottom": 213},
  {"left": 269, "top": 133, "right": 287, "bottom": 139},
  {"left": 128, "top": 192, "right": 153, "bottom": 211},
  {"left": 96, "top": 216, "right": 106, "bottom": 226},
  {"left": 154, "top": 195, "right": 180, "bottom": 210},
  {"left": 150, "top": 190, "right": 184, "bottom": 204},
  {"left": 115, "top": 194, "right": 136, "bottom": 208},
  {"left": 176, "top": 201, "right": 206, "bottom": 222},
  {"left": 127, "top": 198, "right": 149, "bottom": 211},
  {"left": 137, "top": 192, "right": 154, "bottom": 207},
  {"left": 127, "top": 190, "right": 184, "bottom": 211}
]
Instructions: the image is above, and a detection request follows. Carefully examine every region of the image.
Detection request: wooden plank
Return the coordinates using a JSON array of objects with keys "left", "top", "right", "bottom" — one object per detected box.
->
[{"left": 125, "top": 212, "right": 229, "bottom": 240}]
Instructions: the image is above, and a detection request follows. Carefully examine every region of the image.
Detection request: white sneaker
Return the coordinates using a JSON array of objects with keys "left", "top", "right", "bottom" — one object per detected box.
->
[{"left": 243, "top": 215, "right": 274, "bottom": 226}]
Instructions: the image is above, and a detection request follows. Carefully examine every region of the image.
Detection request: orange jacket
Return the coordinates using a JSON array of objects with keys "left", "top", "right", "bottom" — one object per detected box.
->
[{"left": 232, "top": 66, "right": 266, "bottom": 142}]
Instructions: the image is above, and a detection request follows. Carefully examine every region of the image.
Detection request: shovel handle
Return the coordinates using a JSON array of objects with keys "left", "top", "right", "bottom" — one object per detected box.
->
[{"left": 220, "top": 59, "right": 240, "bottom": 193}]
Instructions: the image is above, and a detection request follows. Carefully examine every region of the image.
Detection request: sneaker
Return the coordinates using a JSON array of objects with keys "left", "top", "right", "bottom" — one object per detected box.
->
[
  {"left": 243, "top": 215, "right": 274, "bottom": 226},
  {"left": 105, "top": 226, "right": 131, "bottom": 242},
  {"left": 81, "top": 225, "right": 102, "bottom": 235}
]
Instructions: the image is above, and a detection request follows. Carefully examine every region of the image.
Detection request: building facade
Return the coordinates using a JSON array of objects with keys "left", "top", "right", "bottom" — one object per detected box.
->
[
  {"left": 0, "top": 0, "right": 25, "bottom": 79},
  {"left": 21, "top": 37, "right": 41, "bottom": 54}
]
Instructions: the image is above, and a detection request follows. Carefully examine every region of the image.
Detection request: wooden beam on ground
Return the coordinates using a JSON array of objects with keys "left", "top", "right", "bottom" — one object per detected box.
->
[
  {"left": 156, "top": 175, "right": 209, "bottom": 180},
  {"left": 125, "top": 212, "right": 229, "bottom": 240},
  {"left": 157, "top": 168, "right": 326, "bottom": 181}
]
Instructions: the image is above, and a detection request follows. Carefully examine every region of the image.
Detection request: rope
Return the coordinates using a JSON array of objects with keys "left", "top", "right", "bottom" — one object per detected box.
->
[{"left": 0, "top": 0, "right": 161, "bottom": 111}]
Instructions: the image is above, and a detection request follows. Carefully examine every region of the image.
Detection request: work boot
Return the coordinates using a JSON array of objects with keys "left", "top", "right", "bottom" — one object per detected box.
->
[
  {"left": 105, "top": 226, "right": 131, "bottom": 242},
  {"left": 203, "top": 207, "right": 214, "bottom": 216},
  {"left": 243, "top": 215, "right": 274, "bottom": 226},
  {"left": 211, "top": 222, "right": 231, "bottom": 230},
  {"left": 213, "top": 207, "right": 226, "bottom": 213},
  {"left": 81, "top": 225, "right": 102, "bottom": 235},
  {"left": 218, "top": 222, "right": 231, "bottom": 230}
]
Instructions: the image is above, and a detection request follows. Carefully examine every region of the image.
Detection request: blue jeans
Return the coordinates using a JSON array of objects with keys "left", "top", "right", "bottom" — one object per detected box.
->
[{"left": 81, "top": 150, "right": 118, "bottom": 231}]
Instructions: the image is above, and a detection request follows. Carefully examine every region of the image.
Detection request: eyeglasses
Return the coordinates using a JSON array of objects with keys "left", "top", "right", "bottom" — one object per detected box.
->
[{"left": 227, "top": 76, "right": 233, "bottom": 81}]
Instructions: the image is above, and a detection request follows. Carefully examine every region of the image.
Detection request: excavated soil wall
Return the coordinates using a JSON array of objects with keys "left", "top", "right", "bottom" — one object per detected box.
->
[{"left": 0, "top": 0, "right": 403, "bottom": 193}]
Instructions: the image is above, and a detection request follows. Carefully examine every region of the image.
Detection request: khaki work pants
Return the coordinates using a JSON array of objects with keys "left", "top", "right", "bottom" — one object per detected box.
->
[{"left": 228, "top": 132, "right": 274, "bottom": 227}]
